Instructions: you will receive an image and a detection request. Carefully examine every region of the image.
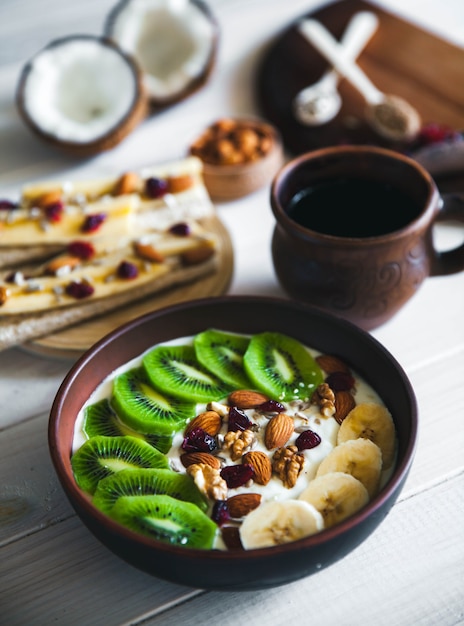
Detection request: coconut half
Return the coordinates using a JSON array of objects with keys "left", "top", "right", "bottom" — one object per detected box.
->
[
  {"left": 105, "top": 0, "right": 219, "bottom": 107},
  {"left": 16, "top": 35, "right": 148, "bottom": 156}
]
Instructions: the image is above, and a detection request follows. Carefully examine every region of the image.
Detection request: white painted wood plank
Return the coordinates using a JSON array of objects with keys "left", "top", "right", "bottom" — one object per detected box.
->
[
  {"left": 0, "top": 515, "right": 203, "bottom": 626},
  {"left": 132, "top": 473, "right": 464, "bottom": 626}
]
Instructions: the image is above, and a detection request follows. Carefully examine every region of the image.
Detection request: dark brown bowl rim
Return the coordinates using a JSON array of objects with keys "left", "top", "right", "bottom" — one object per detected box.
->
[{"left": 48, "top": 295, "right": 417, "bottom": 561}]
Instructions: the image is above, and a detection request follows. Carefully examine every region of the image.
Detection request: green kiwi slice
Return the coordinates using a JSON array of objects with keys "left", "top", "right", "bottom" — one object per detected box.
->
[
  {"left": 109, "top": 494, "right": 218, "bottom": 549},
  {"left": 143, "top": 344, "right": 231, "bottom": 403},
  {"left": 243, "top": 332, "right": 324, "bottom": 402},
  {"left": 83, "top": 398, "right": 173, "bottom": 453},
  {"left": 71, "top": 435, "right": 169, "bottom": 495},
  {"left": 111, "top": 367, "right": 194, "bottom": 435},
  {"left": 92, "top": 468, "right": 208, "bottom": 515},
  {"left": 193, "top": 329, "right": 252, "bottom": 389}
]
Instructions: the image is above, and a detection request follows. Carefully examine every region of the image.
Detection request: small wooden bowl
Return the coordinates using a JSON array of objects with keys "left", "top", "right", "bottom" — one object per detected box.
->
[{"left": 189, "top": 118, "right": 284, "bottom": 201}]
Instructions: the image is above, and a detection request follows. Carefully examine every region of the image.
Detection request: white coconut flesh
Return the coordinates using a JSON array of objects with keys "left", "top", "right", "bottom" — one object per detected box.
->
[
  {"left": 109, "top": 0, "right": 216, "bottom": 100},
  {"left": 21, "top": 38, "right": 139, "bottom": 144}
]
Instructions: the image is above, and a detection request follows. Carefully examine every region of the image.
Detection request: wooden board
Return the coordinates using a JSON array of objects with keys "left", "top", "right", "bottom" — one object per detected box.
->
[
  {"left": 22, "top": 215, "right": 233, "bottom": 358},
  {"left": 256, "top": 0, "right": 464, "bottom": 156}
]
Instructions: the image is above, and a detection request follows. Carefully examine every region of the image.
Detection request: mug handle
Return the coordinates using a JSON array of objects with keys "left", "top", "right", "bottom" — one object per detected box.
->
[{"left": 430, "top": 193, "right": 464, "bottom": 276}]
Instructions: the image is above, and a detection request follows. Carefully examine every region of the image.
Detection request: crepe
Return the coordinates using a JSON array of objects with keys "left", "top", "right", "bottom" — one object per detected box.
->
[{"left": 0, "top": 157, "right": 221, "bottom": 350}]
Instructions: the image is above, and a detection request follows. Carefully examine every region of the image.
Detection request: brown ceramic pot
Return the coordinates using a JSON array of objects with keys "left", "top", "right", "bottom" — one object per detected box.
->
[{"left": 271, "top": 146, "right": 464, "bottom": 330}]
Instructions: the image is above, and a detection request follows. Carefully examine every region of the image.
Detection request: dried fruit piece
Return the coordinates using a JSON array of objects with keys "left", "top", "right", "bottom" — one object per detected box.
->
[
  {"left": 325, "top": 371, "right": 355, "bottom": 391},
  {"left": 169, "top": 222, "right": 191, "bottom": 237},
  {"left": 65, "top": 280, "right": 94, "bottom": 299},
  {"left": 295, "top": 429, "right": 321, "bottom": 451},
  {"left": 145, "top": 177, "right": 168, "bottom": 198},
  {"left": 182, "top": 426, "right": 217, "bottom": 454},
  {"left": 81, "top": 213, "right": 106, "bottom": 233},
  {"left": 257, "top": 399, "right": 285, "bottom": 413},
  {"left": 221, "top": 525, "right": 244, "bottom": 550},
  {"left": 220, "top": 463, "right": 254, "bottom": 488},
  {"left": 212, "top": 499, "right": 231, "bottom": 525},
  {"left": 44, "top": 201, "right": 64, "bottom": 223},
  {"left": 67, "top": 240, "right": 95, "bottom": 260},
  {"left": 0, "top": 200, "right": 19, "bottom": 210},
  {"left": 117, "top": 260, "right": 139, "bottom": 279},
  {"left": 227, "top": 406, "right": 253, "bottom": 432}
]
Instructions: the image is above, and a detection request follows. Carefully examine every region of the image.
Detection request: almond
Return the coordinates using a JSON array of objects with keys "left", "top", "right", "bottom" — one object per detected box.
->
[
  {"left": 180, "top": 452, "right": 221, "bottom": 470},
  {"left": 227, "top": 390, "right": 269, "bottom": 409},
  {"left": 181, "top": 240, "right": 215, "bottom": 266},
  {"left": 0, "top": 285, "right": 9, "bottom": 305},
  {"left": 35, "top": 189, "right": 62, "bottom": 208},
  {"left": 133, "top": 241, "right": 165, "bottom": 263},
  {"left": 185, "top": 410, "right": 222, "bottom": 436},
  {"left": 45, "top": 255, "right": 81, "bottom": 275},
  {"left": 315, "top": 354, "right": 350, "bottom": 374},
  {"left": 227, "top": 493, "right": 261, "bottom": 518},
  {"left": 242, "top": 450, "right": 272, "bottom": 485},
  {"left": 264, "top": 413, "right": 294, "bottom": 450},
  {"left": 334, "top": 390, "right": 356, "bottom": 425},
  {"left": 167, "top": 174, "right": 195, "bottom": 194},
  {"left": 114, "top": 171, "right": 141, "bottom": 196}
]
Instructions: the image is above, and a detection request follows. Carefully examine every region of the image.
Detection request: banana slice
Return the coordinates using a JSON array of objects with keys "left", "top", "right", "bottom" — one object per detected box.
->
[
  {"left": 337, "top": 403, "right": 396, "bottom": 469},
  {"left": 299, "top": 472, "right": 369, "bottom": 528},
  {"left": 316, "top": 438, "right": 382, "bottom": 498},
  {"left": 239, "top": 499, "right": 324, "bottom": 549}
]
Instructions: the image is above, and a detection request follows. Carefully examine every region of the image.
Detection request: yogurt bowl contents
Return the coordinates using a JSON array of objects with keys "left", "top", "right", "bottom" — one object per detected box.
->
[{"left": 71, "top": 328, "right": 397, "bottom": 551}]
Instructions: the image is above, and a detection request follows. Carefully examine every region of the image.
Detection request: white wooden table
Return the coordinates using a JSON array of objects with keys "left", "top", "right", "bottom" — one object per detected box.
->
[{"left": 1, "top": 0, "right": 463, "bottom": 624}]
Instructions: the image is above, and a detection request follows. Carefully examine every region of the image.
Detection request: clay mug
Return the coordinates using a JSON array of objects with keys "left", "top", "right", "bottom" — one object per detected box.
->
[{"left": 270, "top": 145, "right": 464, "bottom": 330}]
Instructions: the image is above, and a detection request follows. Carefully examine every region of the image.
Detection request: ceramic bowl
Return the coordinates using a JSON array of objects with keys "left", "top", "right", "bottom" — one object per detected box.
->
[
  {"left": 48, "top": 296, "right": 417, "bottom": 590},
  {"left": 188, "top": 118, "right": 284, "bottom": 201}
]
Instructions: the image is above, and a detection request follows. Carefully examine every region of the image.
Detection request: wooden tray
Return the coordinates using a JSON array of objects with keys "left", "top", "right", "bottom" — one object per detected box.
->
[
  {"left": 256, "top": 0, "right": 464, "bottom": 155},
  {"left": 23, "top": 215, "right": 233, "bottom": 359}
]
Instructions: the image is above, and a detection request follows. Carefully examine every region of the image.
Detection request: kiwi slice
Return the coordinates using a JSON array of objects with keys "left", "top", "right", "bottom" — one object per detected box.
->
[
  {"left": 111, "top": 367, "right": 194, "bottom": 436},
  {"left": 143, "top": 344, "right": 231, "bottom": 403},
  {"left": 193, "top": 329, "right": 252, "bottom": 389},
  {"left": 83, "top": 398, "right": 173, "bottom": 453},
  {"left": 109, "top": 494, "right": 218, "bottom": 549},
  {"left": 93, "top": 468, "right": 208, "bottom": 515},
  {"left": 71, "top": 435, "right": 169, "bottom": 494},
  {"left": 243, "top": 332, "right": 324, "bottom": 402}
]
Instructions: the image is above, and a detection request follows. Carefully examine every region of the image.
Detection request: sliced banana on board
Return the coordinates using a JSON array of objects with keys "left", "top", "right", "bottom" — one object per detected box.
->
[
  {"left": 316, "top": 438, "right": 382, "bottom": 498},
  {"left": 239, "top": 499, "right": 324, "bottom": 549},
  {"left": 337, "top": 402, "right": 396, "bottom": 469},
  {"left": 299, "top": 471, "right": 369, "bottom": 528}
]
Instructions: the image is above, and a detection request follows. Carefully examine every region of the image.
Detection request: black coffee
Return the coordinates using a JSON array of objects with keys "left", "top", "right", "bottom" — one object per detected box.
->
[{"left": 287, "top": 178, "right": 421, "bottom": 237}]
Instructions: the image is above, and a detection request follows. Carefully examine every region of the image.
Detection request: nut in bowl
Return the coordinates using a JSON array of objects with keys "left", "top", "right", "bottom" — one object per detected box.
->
[
  {"left": 49, "top": 296, "right": 417, "bottom": 590},
  {"left": 189, "top": 118, "right": 284, "bottom": 201}
]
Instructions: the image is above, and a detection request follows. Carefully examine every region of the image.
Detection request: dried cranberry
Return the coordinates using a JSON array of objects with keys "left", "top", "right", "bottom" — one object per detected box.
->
[
  {"left": 0, "top": 200, "right": 18, "bottom": 210},
  {"left": 257, "top": 399, "right": 286, "bottom": 413},
  {"left": 325, "top": 371, "right": 355, "bottom": 391},
  {"left": 295, "top": 429, "right": 321, "bottom": 451},
  {"left": 227, "top": 406, "right": 253, "bottom": 432},
  {"left": 169, "top": 222, "right": 191, "bottom": 237},
  {"left": 145, "top": 177, "right": 168, "bottom": 199},
  {"left": 117, "top": 260, "right": 139, "bottom": 279},
  {"left": 65, "top": 280, "right": 94, "bottom": 299},
  {"left": 67, "top": 240, "right": 95, "bottom": 260},
  {"left": 212, "top": 500, "right": 230, "bottom": 526},
  {"left": 44, "top": 201, "right": 64, "bottom": 223},
  {"left": 220, "top": 463, "right": 254, "bottom": 488},
  {"left": 181, "top": 426, "right": 217, "bottom": 453},
  {"left": 81, "top": 213, "right": 106, "bottom": 233},
  {"left": 416, "top": 123, "right": 460, "bottom": 147}
]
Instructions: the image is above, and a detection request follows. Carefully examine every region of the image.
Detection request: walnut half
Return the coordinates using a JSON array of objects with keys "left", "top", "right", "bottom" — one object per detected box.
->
[
  {"left": 272, "top": 445, "right": 305, "bottom": 489},
  {"left": 186, "top": 463, "right": 228, "bottom": 501}
]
